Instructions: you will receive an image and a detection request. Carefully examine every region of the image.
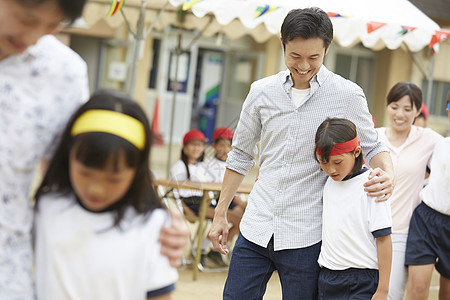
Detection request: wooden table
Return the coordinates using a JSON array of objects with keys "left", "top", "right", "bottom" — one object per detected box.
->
[{"left": 153, "top": 179, "right": 253, "bottom": 280}]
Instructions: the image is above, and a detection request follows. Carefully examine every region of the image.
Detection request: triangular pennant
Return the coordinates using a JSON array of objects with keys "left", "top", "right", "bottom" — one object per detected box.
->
[
  {"left": 429, "top": 29, "right": 450, "bottom": 48},
  {"left": 254, "top": 5, "right": 279, "bottom": 18},
  {"left": 398, "top": 25, "right": 417, "bottom": 35},
  {"left": 367, "top": 21, "right": 386, "bottom": 34},
  {"left": 107, "top": 0, "right": 125, "bottom": 17},
  {"left": 402, "top": 25, "right": 417, "bottom": 32},
  {"left": 327, "top": 12, "right": 343, "bottom": 18},
  {"left": 182, "top": 0, "right": 202, "bottom": 11}
]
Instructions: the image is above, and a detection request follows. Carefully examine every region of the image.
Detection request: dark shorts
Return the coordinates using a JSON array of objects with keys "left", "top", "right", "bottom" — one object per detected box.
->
[
  {"left": 182, "top": 196, "right": 236, "bottom": 215},
  {"left": 318, "top": 267, "right": 379, "bottom": 300},
  {"left": 405, "top": 202, "right": 450, "bottom": 279}
]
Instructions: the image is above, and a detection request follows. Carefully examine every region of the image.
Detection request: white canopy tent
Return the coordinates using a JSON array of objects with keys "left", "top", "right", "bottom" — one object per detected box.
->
[
  {"left": 169, "top": 0, "right": 441, "bottom": 52},
  {"left": 84, "top": 0, "right": 442, "bottom": 52}
]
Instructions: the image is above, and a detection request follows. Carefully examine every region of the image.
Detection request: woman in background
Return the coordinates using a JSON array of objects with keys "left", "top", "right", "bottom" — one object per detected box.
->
[{"left": 375, "top": 82, "right": 443, "bottom": 299}]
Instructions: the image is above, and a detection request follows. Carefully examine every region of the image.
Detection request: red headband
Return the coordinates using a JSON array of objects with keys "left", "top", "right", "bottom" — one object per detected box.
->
[{"left": 317, "top": 137, "right": 360, "bottom": 156}]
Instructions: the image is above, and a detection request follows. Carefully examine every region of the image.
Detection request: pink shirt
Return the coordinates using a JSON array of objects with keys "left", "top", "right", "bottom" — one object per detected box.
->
[{"left": 376, "top": 126, "right": 443, "bottom": 234}]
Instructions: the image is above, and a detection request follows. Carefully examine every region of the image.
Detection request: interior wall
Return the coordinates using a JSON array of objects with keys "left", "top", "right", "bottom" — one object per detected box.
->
[
  {"left": 372, "top": 48, "right": 412, "bottom": 127},
  {"left": 433, "top": 42, "right": 450, "bottom": 81},
  {"left": 70, "top": 35, "right": 101, "bottom": 94},
  {"left": 263, "top": 36, "right": 282, "bottom": 77}
]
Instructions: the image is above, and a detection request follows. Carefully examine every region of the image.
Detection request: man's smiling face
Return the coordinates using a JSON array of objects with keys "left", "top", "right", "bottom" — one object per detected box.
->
[{"left": 283, "top": 37, "right": 329, "bottom": 89}]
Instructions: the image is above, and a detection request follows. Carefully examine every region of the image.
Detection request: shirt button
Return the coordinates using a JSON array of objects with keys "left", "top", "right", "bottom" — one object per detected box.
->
[
  {"left": 275, "top": 215, "right": 279, "bottom": 219},
  {"left": 290, "top": 137, "right": 294, "bottom": 141},
  {"left": 278, "top": 189, "right": 283, "bottom": 193},
  {"left": 295, "top": 109, "right": 298, "bottom": 113}
]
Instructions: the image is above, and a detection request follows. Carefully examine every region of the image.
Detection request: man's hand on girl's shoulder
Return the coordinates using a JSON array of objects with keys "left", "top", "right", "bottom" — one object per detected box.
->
[{"left": 364, "top": 168, "right": 394, "bottom": 202}]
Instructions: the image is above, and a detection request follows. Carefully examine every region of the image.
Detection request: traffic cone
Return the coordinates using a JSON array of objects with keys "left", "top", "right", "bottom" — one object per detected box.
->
[{"left": 151, "top": 98, "right": 164, "bottom": 145}]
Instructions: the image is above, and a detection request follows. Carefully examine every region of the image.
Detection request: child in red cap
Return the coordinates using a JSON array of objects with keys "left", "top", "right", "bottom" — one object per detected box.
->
[
  {"left": 414, "top": 103, "right": 429, "bottom": 128},
  {"left": 171, "top": 129, "right": 214, "bottom": 217}
]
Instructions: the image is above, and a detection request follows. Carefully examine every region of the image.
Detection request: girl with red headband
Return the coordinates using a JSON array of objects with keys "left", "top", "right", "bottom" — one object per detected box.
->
[{"left": 314, "top": 118, "right": 393, "bottom": 300}]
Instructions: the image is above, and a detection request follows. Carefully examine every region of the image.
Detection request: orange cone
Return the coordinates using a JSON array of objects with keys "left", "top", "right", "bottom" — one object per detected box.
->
[{"left": 151, "top": 98, "right": 164, "bottom": 145}]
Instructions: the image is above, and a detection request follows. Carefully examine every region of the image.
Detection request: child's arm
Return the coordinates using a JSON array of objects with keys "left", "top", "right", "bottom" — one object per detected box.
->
[
  {"left": 231, "top": 194, "right": 247, "bottom": 209},
  {"left": 372, "top": 234, "right": 392, "bottom": 300}
]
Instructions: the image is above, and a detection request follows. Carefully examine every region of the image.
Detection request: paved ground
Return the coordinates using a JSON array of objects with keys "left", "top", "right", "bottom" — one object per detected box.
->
[
  {"left": 173, "top": 266, "right": 441, "bottom": 299},
  {"left": 173, "top": 266, "right": 282, "bottom": 299}
]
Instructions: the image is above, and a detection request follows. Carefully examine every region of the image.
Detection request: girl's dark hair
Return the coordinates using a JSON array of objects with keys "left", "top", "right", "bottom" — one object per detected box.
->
[
  {"left": 386, "top": 82, "right": 422, "bottom": 110},
  {"left": 314, "top": 118, "right": 364, "bottom": 175},
  {"left": 35, "top": 89, "right": 162, "bottom": 227},
  {"left": 180, "top": 143, "right": 205, "bottom": 180},
  {"left": 19, "top": 0, "right": 87, "bottom": 23},
  {"left": 281, "top": 7, "right": 333, "bottom": 50}
]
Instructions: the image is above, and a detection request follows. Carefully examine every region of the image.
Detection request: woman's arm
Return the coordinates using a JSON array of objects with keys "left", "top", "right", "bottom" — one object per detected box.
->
[
  {"left": 159, "top": 207, "right": 190, "bottom": 267},
  {"left": 372, "top": 234, "right": 392, "bottom": 299}
]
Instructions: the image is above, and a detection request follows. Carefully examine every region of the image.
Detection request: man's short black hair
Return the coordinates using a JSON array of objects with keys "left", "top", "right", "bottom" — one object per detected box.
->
[
  {"left": 281, "top": 7, "right": 333, "bottom": 50},
  {"left": 19, "top": 0, "right": 87, "bottom": 23}
]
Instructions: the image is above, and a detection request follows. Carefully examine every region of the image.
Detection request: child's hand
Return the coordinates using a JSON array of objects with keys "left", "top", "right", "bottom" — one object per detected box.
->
[
  {"left": 371, "top": 290, "right": 388, "bottom": 300},
  {"left": 364, "top": 168, "right": 394, "bottom": 202},
  {"left": 159, "top": 207, "right": 190, "bottom": 267}
]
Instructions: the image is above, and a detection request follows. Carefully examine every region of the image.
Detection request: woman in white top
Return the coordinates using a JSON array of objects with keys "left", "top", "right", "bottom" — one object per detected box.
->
[{"left": 375, "top": 82, "right": 443, "bottom": 299}]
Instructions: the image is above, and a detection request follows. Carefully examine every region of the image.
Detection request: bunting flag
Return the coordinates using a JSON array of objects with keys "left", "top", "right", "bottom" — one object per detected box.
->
[
  {"left": 182, "top": 0, "right": 202, "bottom": 11},
  {"left": 367, "top": 21, "right": 386, "bottom": 34},
  {"left": 428, "top": 29, "right": 450, "bottom": 48},
  {"left": 106, "top": 0, "right": 125, "bottom": 17},
  {"left": 327, "top": 12, "right": 343, "bottom": 18},
  {"left": 398, "top": 25, "right": 417, "bottom": 35},
  {"left": 254, "top": 5, "right": 279, "bottom": 18}
]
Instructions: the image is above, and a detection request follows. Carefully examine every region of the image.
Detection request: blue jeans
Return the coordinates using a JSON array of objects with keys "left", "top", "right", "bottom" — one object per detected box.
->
[{"left": 224, "top": 233, "right": 321, "bottom": 300}]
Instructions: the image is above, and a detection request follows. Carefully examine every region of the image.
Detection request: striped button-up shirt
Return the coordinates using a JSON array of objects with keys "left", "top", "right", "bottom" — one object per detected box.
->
[{"left": 227, "top": 66, "right": 387, "bottom": 251}]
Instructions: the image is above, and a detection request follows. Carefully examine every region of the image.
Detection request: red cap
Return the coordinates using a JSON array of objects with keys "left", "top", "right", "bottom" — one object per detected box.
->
[
  {"left": 183, "top": 129, "right": 207, "bottom": 145},
  {"left": 420, "top": 103, "right": 429, "bottom": 120},
  {"left": 212, "top": 127, "right": 234, "bottom": 141}
]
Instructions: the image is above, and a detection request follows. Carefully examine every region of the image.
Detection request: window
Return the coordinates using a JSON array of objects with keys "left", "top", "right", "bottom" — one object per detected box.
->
[
  {"left": 421, "top": 80, "right": 450, "bottom": 117},
  {"left": 325, "top": 44, "right": 376, "bottom": 109}
]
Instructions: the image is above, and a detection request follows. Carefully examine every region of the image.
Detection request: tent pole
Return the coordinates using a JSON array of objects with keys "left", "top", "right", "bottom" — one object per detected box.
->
[
  {"left": 125, "top": 0, "right": 146, "bottom": 97},
  {"left": 166, "top": 27, "right": 183, "bottom": 178},
  {"left": 425, "top": 54, "right": 435, "bottom": 110}
]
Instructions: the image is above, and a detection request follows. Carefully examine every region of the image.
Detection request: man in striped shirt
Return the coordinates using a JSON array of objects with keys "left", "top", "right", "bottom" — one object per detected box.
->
[{"left": 209, "top": 7, "right": 394, "bottom": 299}]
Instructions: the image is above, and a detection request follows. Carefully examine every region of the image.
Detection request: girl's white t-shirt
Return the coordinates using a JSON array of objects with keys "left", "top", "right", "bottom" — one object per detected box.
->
[
  {"left": 318, "top": 170, "right": 392, "bottom": 270},
  {"left": 34, "top": 194, "right": 178, "bottom": 300},
  {"left": 170, "top": 160, "right": 215, "bottom": 197}
]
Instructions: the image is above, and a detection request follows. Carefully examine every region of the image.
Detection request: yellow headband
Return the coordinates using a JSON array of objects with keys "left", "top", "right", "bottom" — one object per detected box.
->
[{"left": 71, "top": 110, "right": 145, "bottom": 150}]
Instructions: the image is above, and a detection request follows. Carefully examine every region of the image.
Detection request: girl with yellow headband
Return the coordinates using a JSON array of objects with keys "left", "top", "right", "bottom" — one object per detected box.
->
[
  {"left": 314, "top": 118, "right": 392, "bottom": 300},
  {"left": 33, "top": 90, "right": 178, "bottom": 299}
]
